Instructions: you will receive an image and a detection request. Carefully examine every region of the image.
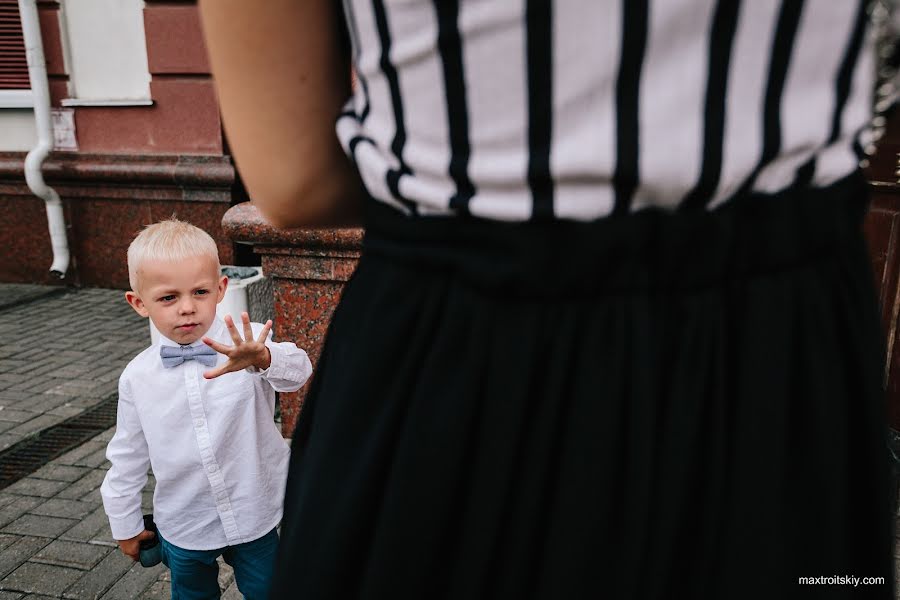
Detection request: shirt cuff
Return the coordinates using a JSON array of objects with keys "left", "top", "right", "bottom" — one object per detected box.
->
[
  {"left": 108, "top": 511, "right": 145, "bottom": 541},
  {"left": 247, "top": 345, "right": 283, "bottom": 379}
]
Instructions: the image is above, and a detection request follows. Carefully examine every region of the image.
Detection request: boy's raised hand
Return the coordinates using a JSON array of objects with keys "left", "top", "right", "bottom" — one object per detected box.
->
[
  {"left": 118, "top": 529, "right": 155, "bottom": 561},
  {"left": 201, "top": 312, "right": 272, "bottom": 379}
]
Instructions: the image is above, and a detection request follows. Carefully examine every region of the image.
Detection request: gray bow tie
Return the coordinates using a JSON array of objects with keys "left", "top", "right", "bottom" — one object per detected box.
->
[{"left": 160, "top": 344, "right": 218, "bottom": 368}]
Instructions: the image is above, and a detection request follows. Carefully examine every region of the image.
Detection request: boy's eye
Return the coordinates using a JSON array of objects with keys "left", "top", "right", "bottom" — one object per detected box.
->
[
  {"left": 195, "top": 289, "right": 209, "bottom": 296},
  {"left": 160, "top": 295, "right": 176, "bottom": 302}
]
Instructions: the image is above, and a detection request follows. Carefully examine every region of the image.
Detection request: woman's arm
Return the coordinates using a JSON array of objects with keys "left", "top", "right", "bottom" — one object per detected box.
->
[{"left": 199, "top": 0, "right": 364, "bottom": 227}]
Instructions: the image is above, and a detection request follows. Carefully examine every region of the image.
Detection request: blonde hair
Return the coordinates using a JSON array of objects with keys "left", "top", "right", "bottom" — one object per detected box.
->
[{"left": 127, "top": 219, "right": 220, "bottom": 291}]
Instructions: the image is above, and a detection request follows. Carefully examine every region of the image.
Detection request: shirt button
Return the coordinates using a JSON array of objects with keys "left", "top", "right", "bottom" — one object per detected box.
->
[
  {"left": 194, "top": 419, "right": 204, "bottom": 427},
  {"left": 207, "top": 465, "right": 217, "bottom": 473}
]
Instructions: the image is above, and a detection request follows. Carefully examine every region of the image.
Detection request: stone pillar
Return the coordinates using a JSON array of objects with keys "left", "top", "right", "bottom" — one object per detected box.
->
[{"left": 222, "top": 203, "right": 363, "bottom": 437}]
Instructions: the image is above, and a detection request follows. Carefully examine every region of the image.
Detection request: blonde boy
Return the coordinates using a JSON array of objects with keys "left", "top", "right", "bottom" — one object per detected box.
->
[{"left": 100, "top": 219, "right": 311, "bottom": 600}]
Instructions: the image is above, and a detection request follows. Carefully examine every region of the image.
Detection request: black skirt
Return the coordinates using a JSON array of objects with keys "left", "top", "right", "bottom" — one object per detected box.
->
[{"left": 272, "top": 172, "right": 894, "bottom": 599}]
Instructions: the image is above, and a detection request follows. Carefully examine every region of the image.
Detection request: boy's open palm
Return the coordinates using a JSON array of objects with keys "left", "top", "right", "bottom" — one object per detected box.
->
[{"left": 201, "top": 312, "right": 272, "bottom": 379}]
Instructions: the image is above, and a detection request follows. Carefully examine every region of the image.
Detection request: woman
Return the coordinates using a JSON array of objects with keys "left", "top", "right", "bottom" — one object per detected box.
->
[{"left": 199, "top": 1, "right": 893, "bottom": 597}]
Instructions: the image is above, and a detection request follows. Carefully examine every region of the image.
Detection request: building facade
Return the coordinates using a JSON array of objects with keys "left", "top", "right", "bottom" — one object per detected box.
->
[{"left": 0, "top": 0, "right": 240, "bottom": 289}]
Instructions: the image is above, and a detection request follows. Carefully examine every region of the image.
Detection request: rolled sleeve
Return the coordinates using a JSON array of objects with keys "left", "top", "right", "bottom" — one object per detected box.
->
[{"left": 245, "top": 325, "right": 313, "bottom": 392}]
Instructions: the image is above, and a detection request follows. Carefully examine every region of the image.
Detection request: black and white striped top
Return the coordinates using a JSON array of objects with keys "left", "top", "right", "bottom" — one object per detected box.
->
[{"left": 337, "top": 0, "right": 874, "bottom": 222}]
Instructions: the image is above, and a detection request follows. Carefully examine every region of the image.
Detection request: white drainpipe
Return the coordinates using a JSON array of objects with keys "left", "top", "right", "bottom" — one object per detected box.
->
[{"left": 19, "top": 0, "right": 69, "bottom": 278}]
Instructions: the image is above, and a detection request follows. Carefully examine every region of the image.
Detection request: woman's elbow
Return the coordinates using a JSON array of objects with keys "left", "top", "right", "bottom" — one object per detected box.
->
[{"left": 250, "top": 176, "right": 364, "bottom": 229}]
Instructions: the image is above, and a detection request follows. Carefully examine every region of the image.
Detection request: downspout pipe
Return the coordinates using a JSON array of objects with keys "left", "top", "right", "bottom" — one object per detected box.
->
[{"left": 18, "top": 0, "right": 68, "bottom": 278}]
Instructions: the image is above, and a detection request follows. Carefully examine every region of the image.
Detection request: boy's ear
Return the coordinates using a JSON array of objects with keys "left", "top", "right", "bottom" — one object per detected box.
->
[
  {"left": 215, "top": 275, "right": 228, "bottom": 304},
  {"left": 125, "top": 291, "right": 150, "bottom": 318}
]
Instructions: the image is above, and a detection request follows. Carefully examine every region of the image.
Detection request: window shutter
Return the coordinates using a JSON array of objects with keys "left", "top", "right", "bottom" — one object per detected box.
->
[{"left": 0, "top": 0, "right": 29, "bottom": 90}]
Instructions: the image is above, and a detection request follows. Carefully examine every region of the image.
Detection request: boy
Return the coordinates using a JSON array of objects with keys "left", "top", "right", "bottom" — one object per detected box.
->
[{"left": 100, "top": 219, "right": 312, "bottom": 599}]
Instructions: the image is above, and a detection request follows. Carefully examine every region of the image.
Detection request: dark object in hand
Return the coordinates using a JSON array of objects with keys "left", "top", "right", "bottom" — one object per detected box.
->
[{"left": 139, "top": 514, "right": 162, "bottom": 568}]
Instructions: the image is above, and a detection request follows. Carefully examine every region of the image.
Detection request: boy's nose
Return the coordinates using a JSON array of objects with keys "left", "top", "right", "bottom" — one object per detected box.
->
[{"left": 178, "top": 298, "right": 196, "bottom": 314}]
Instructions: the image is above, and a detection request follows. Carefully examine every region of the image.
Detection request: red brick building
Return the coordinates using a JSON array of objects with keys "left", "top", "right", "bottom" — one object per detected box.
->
[{"left": 0, "top": 0, "right": 240, "bottom": 289}]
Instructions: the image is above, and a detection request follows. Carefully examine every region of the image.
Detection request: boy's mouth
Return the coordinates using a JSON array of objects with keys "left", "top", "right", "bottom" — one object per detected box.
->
[{"left": 177, "top": 323, "right": 199, "bottom": 331}]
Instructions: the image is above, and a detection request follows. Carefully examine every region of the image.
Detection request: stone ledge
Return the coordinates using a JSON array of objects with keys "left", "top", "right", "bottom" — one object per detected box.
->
[
  {"left": 0, "top": 152, "right": 234, "bottom": 203},
  {"left": 221, "top": 202, "right": 363, "bottom": 250}
]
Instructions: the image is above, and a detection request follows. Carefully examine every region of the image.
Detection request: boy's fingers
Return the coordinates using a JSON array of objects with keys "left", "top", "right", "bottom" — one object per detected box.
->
[
  {"left": 203, "top": 365, "right": 230, "bottom": 379},
  {"left": 241, "top": 312, "right": 253, "bottom": 342},
  {"left": 202, "top": 338, "right": 231, "bottom": 355},
  {"left": 223, "top": 315, "right": 243, "bottom": 345},
  {"left": 256, "top": 320, "right": 272, "bottom": 344}
]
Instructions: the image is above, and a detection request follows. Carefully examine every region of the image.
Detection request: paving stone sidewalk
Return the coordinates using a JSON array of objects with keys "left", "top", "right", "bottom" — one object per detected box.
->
[
  {"left": 0, "top": 426, "right": 239, "bottom": 599},
  {"left": 0, "top": 287, "right": 146, "bottom": 452},
  {"left": 0, "top": 286, "right": 240, "bottom": 598}
]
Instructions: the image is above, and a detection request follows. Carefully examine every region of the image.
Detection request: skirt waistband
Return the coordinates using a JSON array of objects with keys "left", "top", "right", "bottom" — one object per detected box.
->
[{"left": 361, "top": 172, "right": 871, "bottom": 298}]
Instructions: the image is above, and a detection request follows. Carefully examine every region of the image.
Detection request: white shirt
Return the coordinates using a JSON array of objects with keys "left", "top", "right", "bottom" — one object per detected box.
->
[{"left": 100, "top": 317, "right": 312, "bottom": 550}]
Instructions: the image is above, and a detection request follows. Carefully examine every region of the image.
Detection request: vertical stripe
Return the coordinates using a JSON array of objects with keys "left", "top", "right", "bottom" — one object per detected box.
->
[
  {"left": 612, "top": 0, "right": 649, "bottom": 217},
  {"left": 344, "top": 0, "right": 371, "bottom": 122},
  {"left": 730, "top": 0, "right": 805, "bottom": 200},
  {"left": 635, "top": 0, "right": 714, "bottom": 212},
  {"left": 828, "top": 1, "right": 868, "bottom": 146},
  {"left": 526, "top": 0, "right": 554, "bottom": 220},
  {"left": 372, "top": 0, "right": 416, "bottom": 212},
  {"left": 434, "top": 0, "right": 476, "bottom": 215},
  {"left": 794, "top": 0, "right": 869, "bottom": 187},
  {"left": 680, "top": 0, "right": 741, "bottom": 212},
  {"left": 550, "top": 1, "right": 620, "bottom": 221},
  {"left": 460, "top": 0, "right": 530, "bottom": 221}
]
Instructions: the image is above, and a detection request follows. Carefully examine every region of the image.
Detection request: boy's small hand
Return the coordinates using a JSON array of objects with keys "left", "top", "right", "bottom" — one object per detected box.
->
[
  {"left": 118, "top": 529, "right": 155, "bottom": 561},
  {"left": 201, "top": 312, "right": 272, "bottom": 379}
]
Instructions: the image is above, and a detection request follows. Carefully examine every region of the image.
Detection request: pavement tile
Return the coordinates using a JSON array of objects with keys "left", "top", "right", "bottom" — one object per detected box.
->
[
  {"left": 0, "top": 435, "right": 19, "bottom": 452},
  {"left": 66, "top": 396, "right": 110, "bottom": 409},
  {"left": 1, "top": 514, "right": 77, "bottom": 539},
  {"left": 73, "top": 447, "right": 110, "bottom": 469},
  {"left": 62, "top": 546, "right": 133, "bottom": 600},
  {"left": 30, "top": 464, "right": 90, "bottom": 483},
  {"left": 0, "top": 412, "right": 34, "bottom": 425},
  {"left": 31, "top": 539, "right": 111, "bottom": 570},
  {"left": 0, "top": 423, "right": 19, "bottom": 436},
  {"left": 5, "top": 415, "right": 65, "bottom": 439},
  {"left": 0, "top": 562, "right": 84, "bottom": 596},
  {"left": 55, "top": 442, "right": 106, "bottom": 467},
  {"left": 56, "top": 470, "right": 106, "bottom": 501},
  {"left": 222, "top": 581, "right": 241, "bottom": 599},
  {"left": 0, "top": 592, "right": 23, "bottom": 599},
  {"left": 29, "top": 498, "right": 94, "bottom": 520},
  {"left": 46, "top": 405, "right": 85, "bottom": 419},
  {"left": 92, "top": 429, "right": 116, "bottom": 444},
  {"left": 137, "top": 580, "right": 168, "bottom": 599},
  {"left": 89, "top": 523, "right": 116, "bottom": 547},
  {"left": 59, "top": 506, "right": 109, "bottom": 544},
  {"left": 0, "top": 537, "right": 51, "bottom": 579},
  {"left": 6, "top": 379, "right": 63, "bottom": 394},
  {"left": 10, "top": 397, "right": 67, "bottom": 415},
  {"left": 4, "top": 479, "right": 67, "bottom": 499},
  {"left": 0, "top": 497, "right": 44, "bottom": 529},
  {"left": 0, "top": 535, "right": 20, "bottom": 554},
  {"left": 98, "top": 561, "right": 167, "bottom": 600}
]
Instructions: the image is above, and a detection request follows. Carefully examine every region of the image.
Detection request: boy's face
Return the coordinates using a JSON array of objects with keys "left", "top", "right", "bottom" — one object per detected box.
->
[{"left": 125, "top": 255, "right": 227, "bottom": 345}]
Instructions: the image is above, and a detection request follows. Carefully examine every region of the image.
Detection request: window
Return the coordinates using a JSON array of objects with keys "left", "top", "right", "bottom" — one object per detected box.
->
[{"left": 59, "top": 0, "right": 151, "bottom": 105}]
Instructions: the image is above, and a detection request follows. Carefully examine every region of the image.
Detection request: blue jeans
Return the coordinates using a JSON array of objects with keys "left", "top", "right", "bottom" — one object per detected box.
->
[{"left": 159, "top": 528, "right": 279, "bottom": 600}]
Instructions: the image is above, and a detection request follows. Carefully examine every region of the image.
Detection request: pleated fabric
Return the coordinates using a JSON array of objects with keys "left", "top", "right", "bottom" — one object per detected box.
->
[{"left": 272, "top": 171, "right": 893, "bottom": 599}]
